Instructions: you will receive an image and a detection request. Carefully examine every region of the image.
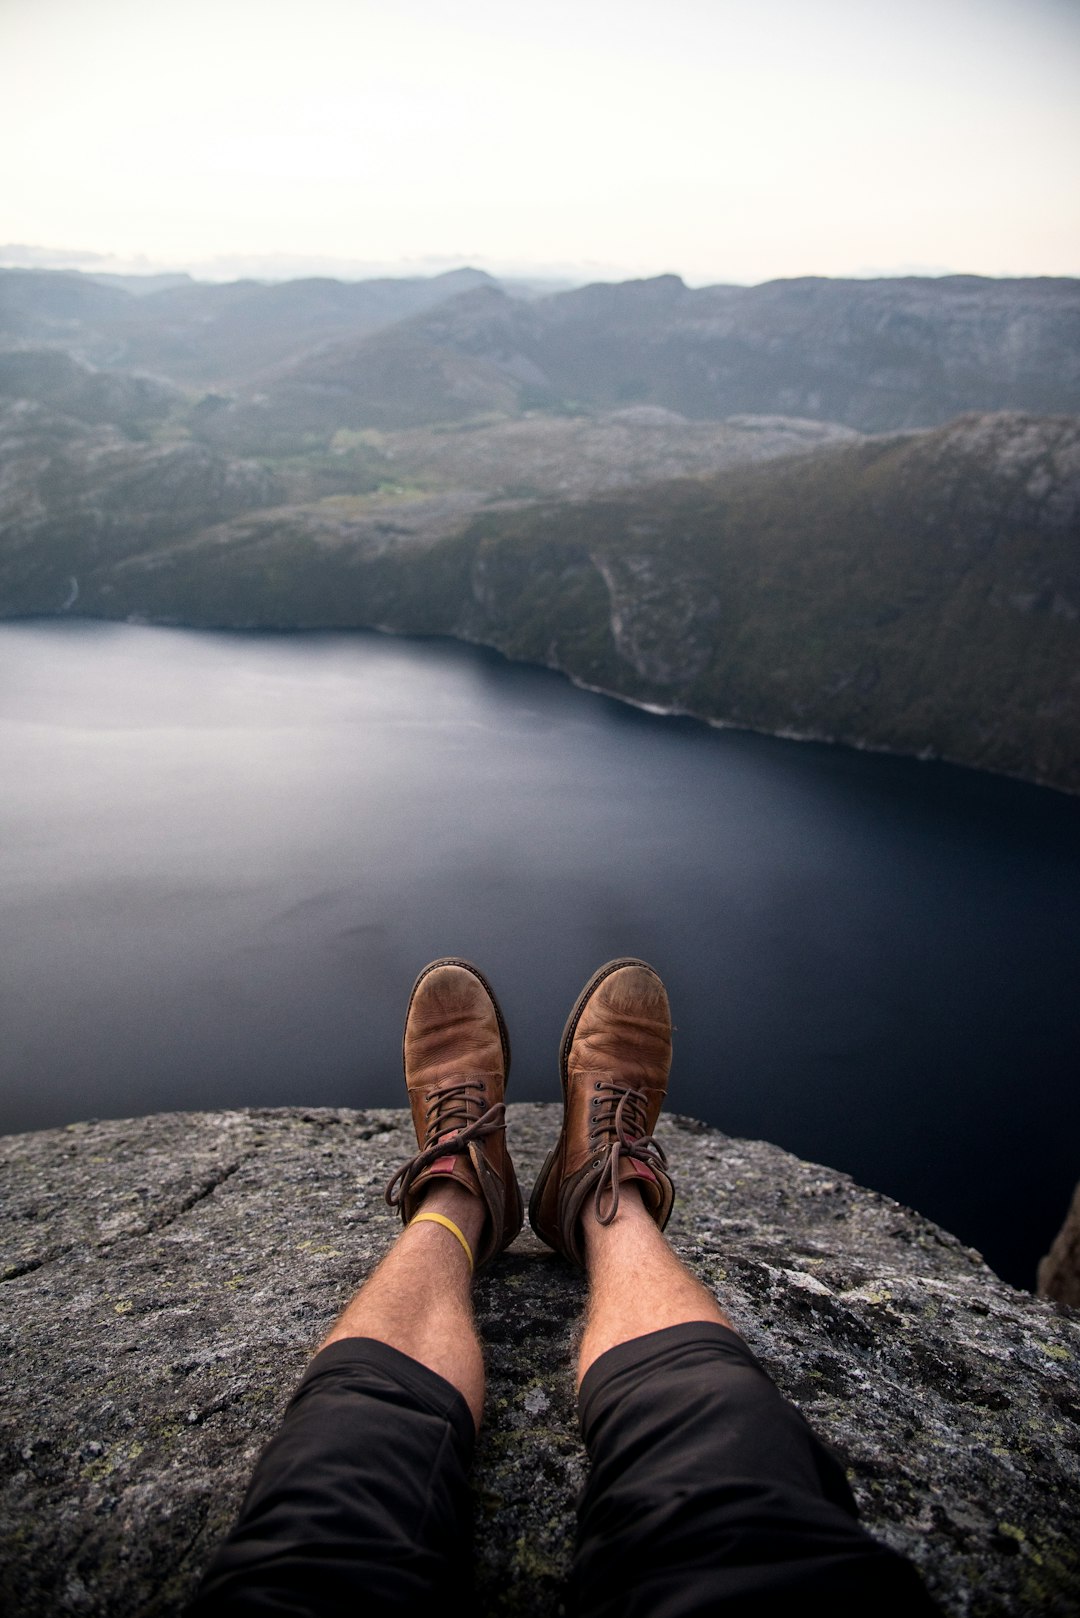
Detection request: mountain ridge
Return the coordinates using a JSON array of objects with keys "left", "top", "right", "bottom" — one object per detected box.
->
[
  {"left": 3, "top": 267, "right": 1078, "bottom": 427},
  {"left": 190, "top": 273, "right": 1080, "bottom": 447}
]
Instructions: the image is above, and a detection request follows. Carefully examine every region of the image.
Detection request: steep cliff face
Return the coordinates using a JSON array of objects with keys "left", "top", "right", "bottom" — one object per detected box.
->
[
  {"left": 1, "top": 1107, "right": 1077, "bottom": 1616},
  {"left": 440, "top": 413, "right": 1080, "bottom": 790}
]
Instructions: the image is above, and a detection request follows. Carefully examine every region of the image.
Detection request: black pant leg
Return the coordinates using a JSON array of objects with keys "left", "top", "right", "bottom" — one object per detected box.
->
[
  {"left": 572, "top": 1322, "right": 940, "bottom": 1618},
  {"left": 188, "top": 1337, "right": 475, "bottom": 1618}
]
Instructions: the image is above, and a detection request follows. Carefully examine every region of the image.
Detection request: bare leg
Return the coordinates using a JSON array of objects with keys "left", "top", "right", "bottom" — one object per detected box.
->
[
  {"left": 190, "top": 960, "right": 520, "bottom": 1616},
  {"left": 577, "top": 1182, "right": 735, "bottom": 1385},
  {"left": 570, "top": 1186, "right": 940, "bottom": 1616},
  {"left": 321, "top": 1180, "right": 486, "bottom": 1429}
]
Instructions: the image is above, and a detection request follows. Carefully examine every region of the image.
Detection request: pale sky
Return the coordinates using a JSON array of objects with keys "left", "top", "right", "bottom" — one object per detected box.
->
[{"left": 2, "top": 0, "right": 1079, "bottom": 284}]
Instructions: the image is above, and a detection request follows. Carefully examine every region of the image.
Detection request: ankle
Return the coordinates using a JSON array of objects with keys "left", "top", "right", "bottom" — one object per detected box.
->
[
  {"left": 413, "top": 1177, "right": 487, "bottom": 1255},
  {"left": 580, "top": 1177, "right": 651, "bottom": 1248}
]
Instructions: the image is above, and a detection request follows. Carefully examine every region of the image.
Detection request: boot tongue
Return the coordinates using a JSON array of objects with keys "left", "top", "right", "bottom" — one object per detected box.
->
[
  {"left": 623, "top": 1158, "right": 658, "bottom": 1185},
  {"left": 431, "top": 1130, "right": 463, "bottom": 1176}
]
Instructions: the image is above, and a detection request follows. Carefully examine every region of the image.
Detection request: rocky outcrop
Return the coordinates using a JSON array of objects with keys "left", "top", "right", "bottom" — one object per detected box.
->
[
  {"left": 1039, "top": 1180, "right": 1080, "bottom": 1306},
  {"left": 1, "top": 1106, "right": 1077, "bottom": 1616}
]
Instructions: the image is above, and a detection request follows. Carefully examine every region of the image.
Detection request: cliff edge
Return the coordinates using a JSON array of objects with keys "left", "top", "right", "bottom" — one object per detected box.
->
[{"left": 1, "top": 1105, "right": 1078, "bottom": 1615}]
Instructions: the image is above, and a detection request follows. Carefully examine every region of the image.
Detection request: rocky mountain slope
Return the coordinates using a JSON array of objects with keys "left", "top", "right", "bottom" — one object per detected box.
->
[
  {"left": 0, "top": 400, "right": 284, "bottom": 604},
  {"left": 187, "top": 274, "right": 1080, "bottom": 447},
  {"left": 1, "top": 1106, "right": 1077, "bottom": 1617},
  {"left": 0, "top": 348, "right": 181, "bottom": 432},
  {"left": 361, "top": 407, "right": 860, "bottom": 498},
  {"left": 4, "top": 403, "right": 1075, "bottom": 793},
  {"left": 0, "top": 397, "right": 858, "bottom": 607},
  {"left": 527, "top": 273, "right": 1080, "bottom": 427},
  {"left": 427, "top": 411, "right": 1080, "bottom": 792}
]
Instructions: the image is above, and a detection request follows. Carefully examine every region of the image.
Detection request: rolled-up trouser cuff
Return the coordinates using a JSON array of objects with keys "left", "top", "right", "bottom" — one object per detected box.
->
[
  {"left": 573, "top": 1321, "right": 940, "bottom": 1617},
  {"left": 188, "top": 1337, "right": 475, "bottom": 1618}
]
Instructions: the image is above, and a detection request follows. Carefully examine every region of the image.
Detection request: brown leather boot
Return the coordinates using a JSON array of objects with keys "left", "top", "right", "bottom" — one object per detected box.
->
[
  {"left": 385, "top": 958, "right": 523, "bottom": 1269},
  {"left": 529, "top": 958, "right": 675, "bottom": 1266}
]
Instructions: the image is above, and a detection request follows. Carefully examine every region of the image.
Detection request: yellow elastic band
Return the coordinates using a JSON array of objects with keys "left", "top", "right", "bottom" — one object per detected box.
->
[{"left": 409, "top": 1211, "right": 474, "bottom": 1273}]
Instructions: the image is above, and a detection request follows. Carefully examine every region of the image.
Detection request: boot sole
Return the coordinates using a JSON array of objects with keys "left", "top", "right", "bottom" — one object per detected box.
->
[{"left": 528, "top": 957, "right": 659, "bottom": 1245}]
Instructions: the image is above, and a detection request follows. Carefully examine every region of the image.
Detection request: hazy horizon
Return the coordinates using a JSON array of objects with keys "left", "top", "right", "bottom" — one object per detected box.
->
[
  {"left": 1, "top": 243, "right": 1073, "bottom": 292},
  {"left": 3, "top": 0, "right": 1078, "bottom": 287}
]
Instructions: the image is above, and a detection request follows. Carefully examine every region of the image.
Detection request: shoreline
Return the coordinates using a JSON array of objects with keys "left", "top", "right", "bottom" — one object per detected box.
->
[{"left": 5, "top": 609, "right": 1075, "bottom": 800}]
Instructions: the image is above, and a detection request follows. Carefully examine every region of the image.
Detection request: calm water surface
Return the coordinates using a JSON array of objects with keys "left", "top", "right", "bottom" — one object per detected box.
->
[{"left": 2, "top": 620, "right": 1078, "bottom": 1288}]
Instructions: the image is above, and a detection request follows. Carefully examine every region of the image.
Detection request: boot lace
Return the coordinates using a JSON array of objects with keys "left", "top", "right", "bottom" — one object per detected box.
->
[
  {"left": 589, "top": 1081, "right": 668, "bottom": 1225},
  {"left": 385, "top": 1077, "right": 506, "bottom": 1210}
]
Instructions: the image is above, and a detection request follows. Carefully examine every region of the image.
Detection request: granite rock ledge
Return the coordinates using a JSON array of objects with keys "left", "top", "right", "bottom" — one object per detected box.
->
[{"left": 1, "top": 1105, "right": 1077, "bottom": 1617}]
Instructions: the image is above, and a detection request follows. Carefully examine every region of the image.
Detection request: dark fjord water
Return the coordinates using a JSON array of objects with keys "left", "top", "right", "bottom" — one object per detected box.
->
[{"left": 2, "top": 620, "right": 1078, "bottom": 1288}]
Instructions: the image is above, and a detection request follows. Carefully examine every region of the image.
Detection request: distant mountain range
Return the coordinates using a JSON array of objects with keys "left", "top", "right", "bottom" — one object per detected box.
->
[
  {"left": 3, "top": 266, "right": 1079, "bottom": 427},
  {"left": 0, "top": 266, "right": 497, "bottom": 386},
  {"left": 1, "top": 266, "right": 1077, "bottom": 792}
]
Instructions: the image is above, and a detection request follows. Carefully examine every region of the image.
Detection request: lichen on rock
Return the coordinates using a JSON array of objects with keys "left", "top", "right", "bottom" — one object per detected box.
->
[{"left": 1, "top": 1105, "right": 1077, "bottom": 1615}]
